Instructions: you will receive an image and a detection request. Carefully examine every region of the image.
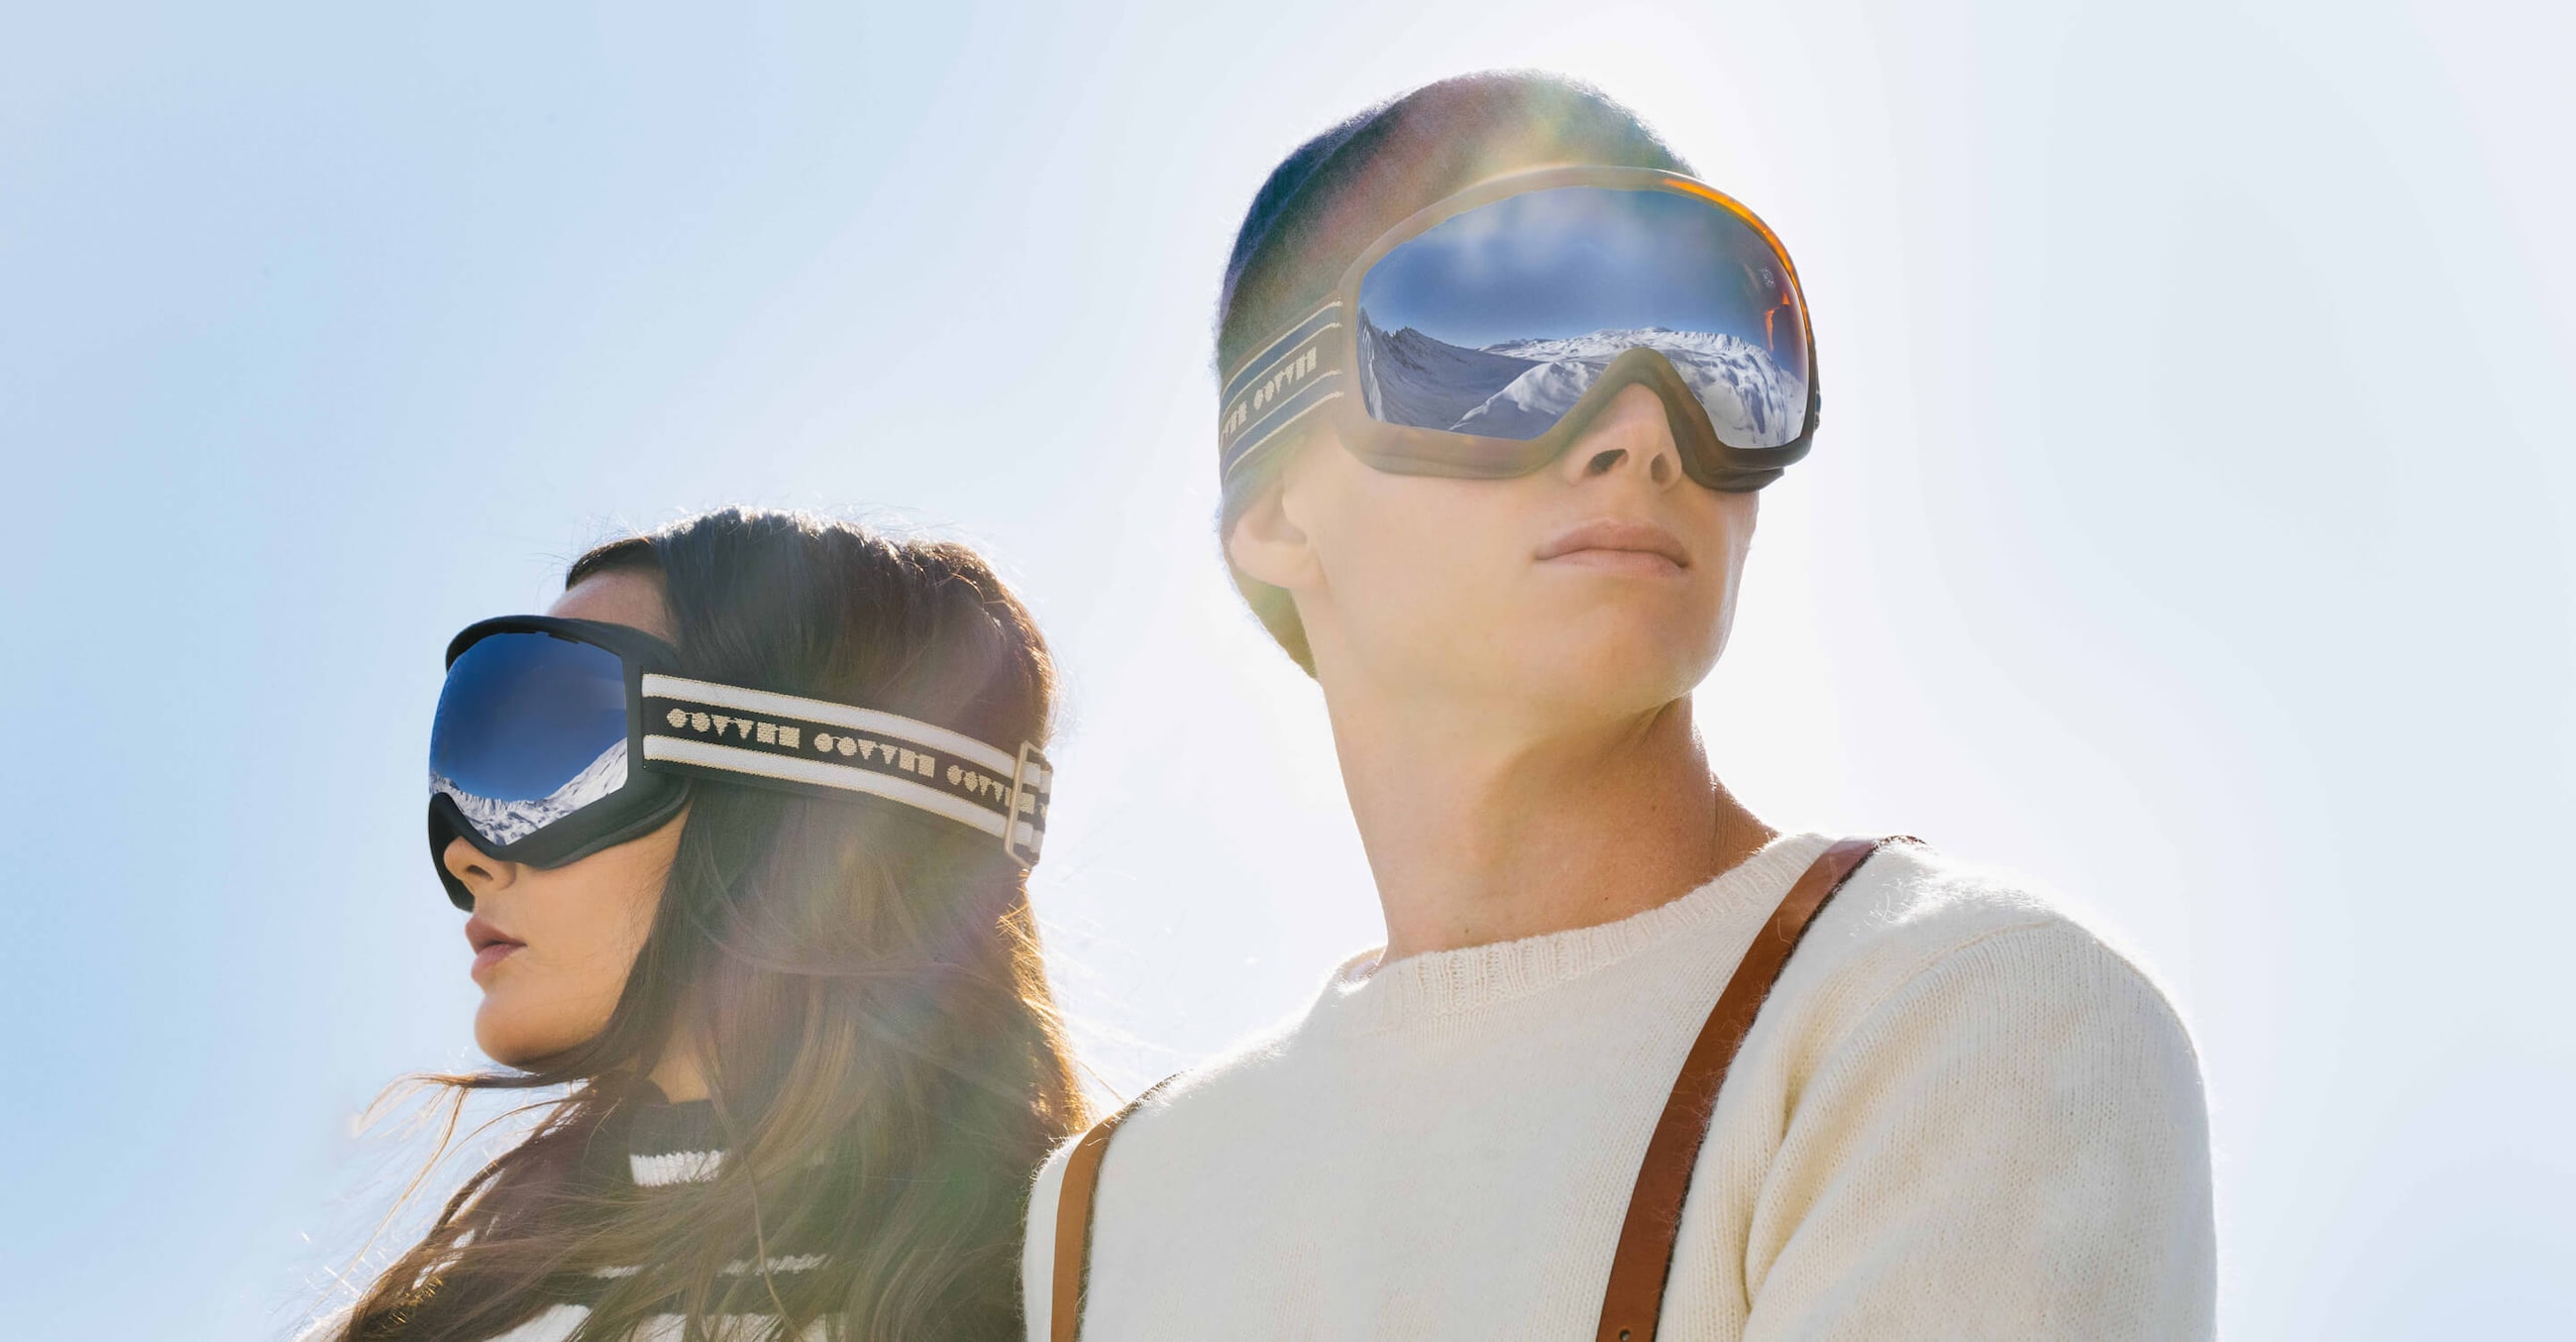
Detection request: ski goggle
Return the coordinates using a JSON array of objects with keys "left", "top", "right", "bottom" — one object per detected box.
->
[
  {"left": 1219, "top": 167, "right": 1818, "bottom": 493},
  {"left": 427, "top": 615, "right": 1053, "bottom": 910}
]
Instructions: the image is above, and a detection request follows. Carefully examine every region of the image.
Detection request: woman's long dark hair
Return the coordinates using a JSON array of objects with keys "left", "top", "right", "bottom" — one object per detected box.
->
[{"left": 338, "top": 508, "right": 1088, "bottom": 1340}]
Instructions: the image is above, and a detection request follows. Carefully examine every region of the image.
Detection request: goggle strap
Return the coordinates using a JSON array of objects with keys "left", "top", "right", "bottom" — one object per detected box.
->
[
  {"left": 1218, "top": 300, "right": 1346, "bottom": 480},
  {"left": 640, "top": 673, "right": 1050, "bottom": 866}
]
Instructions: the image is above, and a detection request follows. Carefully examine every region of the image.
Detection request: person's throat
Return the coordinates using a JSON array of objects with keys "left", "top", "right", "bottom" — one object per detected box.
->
[
  {"left": 1333, "top": 694, "right": 1774, "bottom": 964},
  {"left": 647, "top": 1040, "right": 712, "bottom": 1103}
]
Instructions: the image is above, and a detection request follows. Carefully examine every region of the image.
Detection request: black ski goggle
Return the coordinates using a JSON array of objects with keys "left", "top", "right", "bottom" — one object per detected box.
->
[
  {"left": 1219, "top": 167, "right": 1818, "bottom": 493},
  {"left": 427, "top": 616, "right": 1052, "bottom": 910}
]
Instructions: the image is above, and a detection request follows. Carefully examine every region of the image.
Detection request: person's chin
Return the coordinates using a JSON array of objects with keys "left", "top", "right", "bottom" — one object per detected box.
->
[
  {"left": 1529, "top": 621, "right": 1717, "bottom": 700},
  {"left": 474, "top": 1001, "right": 569, "bottom": 1069},
  {"left": 1505, "top": 648, "right": 1703, "bottom": 714},
  {"left": 1537, "top": 587, "right": 1721, "bottom": 650}
]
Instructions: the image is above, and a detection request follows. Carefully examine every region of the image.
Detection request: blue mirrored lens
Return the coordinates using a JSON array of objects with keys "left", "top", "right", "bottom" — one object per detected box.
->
[
  {"left": 430, "top": 632, "right": 630, "bottom": 846},
  {"left": 1355, "top": 186, "right": 1810, "bottom": 449}
]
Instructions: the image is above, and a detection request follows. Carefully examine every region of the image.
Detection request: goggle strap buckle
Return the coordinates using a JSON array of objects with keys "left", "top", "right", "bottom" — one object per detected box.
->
[{"left": 1005, "top": 742, "right": 1052, "bottom": 868}]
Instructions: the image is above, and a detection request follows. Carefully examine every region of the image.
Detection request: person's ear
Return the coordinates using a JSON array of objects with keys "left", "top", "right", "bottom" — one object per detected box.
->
[{"left": 1226, "top": 476, "right": 1324, "bottom": 593}]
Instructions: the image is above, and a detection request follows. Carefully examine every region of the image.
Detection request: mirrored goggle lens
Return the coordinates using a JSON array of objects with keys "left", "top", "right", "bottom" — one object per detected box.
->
[
  {"left": 430, "top": 632, "right": 631, "bottom": 847},
  {"left": 1355, "top": 184, "right": 1810, "bottom": 451}
]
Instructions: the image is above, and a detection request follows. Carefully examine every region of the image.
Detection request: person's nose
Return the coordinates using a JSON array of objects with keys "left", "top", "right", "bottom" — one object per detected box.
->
[
  {"left": 443, "top": 836, "right": 522, "bottom": 901},
  {"left": 1557, "top": 383, "right": 1682, "bottom": 492}
]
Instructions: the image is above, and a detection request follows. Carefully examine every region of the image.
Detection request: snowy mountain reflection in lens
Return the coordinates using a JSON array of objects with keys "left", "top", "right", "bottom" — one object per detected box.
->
[
  {"left": 433, "top": 738, "right": 630, "bottom": 845},
  {"left": 1354, "top": 186, "right": 1809, "bottom": 450},
  {"left": 430, "top": 630, "right": 633, "bottom": 843}
]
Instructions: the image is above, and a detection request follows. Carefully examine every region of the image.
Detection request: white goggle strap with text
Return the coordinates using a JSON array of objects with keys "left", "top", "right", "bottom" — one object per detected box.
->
[
  {"left": 1217, "top": 299, "right": 1346, "bottom": 483},
  {"left": 639, "top": 673, "right": 1051, "bottom": 866}
]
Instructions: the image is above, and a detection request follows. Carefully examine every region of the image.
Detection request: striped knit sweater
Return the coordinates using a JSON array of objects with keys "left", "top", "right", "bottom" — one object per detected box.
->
[
  {"left": 484, "top": 1098, "right": 825, "bottom": 1342},
  {"left": 304, "top": 1098, "right": 829, "bottom": 1342}
]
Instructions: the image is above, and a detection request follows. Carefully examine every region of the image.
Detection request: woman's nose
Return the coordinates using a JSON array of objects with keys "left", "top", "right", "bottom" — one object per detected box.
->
[
  {"left": 443, "top": 836, "right": 521, "bottom": 898},
  {"left": 1558, "top": 383, "right": 1681, "bottom": 490}
]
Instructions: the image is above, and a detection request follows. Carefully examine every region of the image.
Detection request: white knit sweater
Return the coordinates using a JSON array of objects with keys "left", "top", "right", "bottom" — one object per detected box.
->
[{"left": 1023, "top": 833, "right": 2214, "bottom": 1339}]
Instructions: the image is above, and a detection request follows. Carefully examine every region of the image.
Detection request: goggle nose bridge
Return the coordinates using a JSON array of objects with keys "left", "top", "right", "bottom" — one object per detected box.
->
[{"left": 1523, "top": 346, "right": 1726, "bottom": 475}]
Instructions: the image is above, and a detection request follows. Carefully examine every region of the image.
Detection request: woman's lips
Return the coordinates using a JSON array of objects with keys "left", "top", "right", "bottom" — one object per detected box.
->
[
  {"left": 471, "top": 942, "right": 523, "bottom": 978},
  {"left": 1535, "top": 519, "right": 1692, "bottom": 577},
  {"left": 465, "top": 916, "right": 525, "bottom": 981}
]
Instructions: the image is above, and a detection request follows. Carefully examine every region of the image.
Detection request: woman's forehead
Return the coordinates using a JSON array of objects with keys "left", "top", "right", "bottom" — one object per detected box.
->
[{"left": 549, "top": 568, "right": 676, "bottom": 641}]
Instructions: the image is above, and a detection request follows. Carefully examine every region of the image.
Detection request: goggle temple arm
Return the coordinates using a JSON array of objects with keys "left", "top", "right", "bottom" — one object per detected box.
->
[{"left": 639, "top": 673, "right": 1051, "bottom": 867}]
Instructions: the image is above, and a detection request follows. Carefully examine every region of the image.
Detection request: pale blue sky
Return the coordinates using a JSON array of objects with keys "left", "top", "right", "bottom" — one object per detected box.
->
[{"left": 3, "top": 2, "right": 2568, "bottom": 1337}]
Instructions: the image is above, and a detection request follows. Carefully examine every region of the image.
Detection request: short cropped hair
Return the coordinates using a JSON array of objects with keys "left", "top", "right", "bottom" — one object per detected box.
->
[{"left": 1214, "top": 72, "right": 1692, "bottom": 675}]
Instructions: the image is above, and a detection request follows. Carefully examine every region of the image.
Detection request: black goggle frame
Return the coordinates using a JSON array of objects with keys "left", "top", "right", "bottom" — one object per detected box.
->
[{"left": 429, "top": 616, "right": 1052, "bottom": 910}]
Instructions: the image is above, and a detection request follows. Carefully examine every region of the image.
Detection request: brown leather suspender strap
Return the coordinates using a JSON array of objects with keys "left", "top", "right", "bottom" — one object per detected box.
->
[
  {"left": 1594, "top": 836, "right": 1906, "bottom": 1342},
  {"left": 1049, "top": 1077, "right": 1171, "bottom": 1342},
  {"left": 1049, "top": 837, "right": 1909, "bottom": 1342}
]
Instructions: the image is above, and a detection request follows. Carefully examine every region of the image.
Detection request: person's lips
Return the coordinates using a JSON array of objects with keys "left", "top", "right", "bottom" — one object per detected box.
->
[
  {"left": 465, "top": 916, "right": 526, "bottom": 981},
  {"left": 1535, "top": 518, "right": 1692, "bottom": 577}
]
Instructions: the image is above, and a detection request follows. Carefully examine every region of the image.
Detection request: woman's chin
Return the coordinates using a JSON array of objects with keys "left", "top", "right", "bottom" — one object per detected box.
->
[{"left": 474, "top": 1004, "right": 572, "bottom": 1069}]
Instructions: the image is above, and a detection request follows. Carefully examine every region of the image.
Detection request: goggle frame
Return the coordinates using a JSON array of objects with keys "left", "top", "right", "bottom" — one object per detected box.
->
[
  {"left": 1218, "top": 166, "right": 1821, "bottom": 494},
  {"left": 428, "top": 615, "right": 1051, "bottom": 910}
]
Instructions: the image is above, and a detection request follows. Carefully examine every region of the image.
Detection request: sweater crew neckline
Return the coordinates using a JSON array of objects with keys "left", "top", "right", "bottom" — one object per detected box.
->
[
  {"left": 617, "top": 1095, "right": 727, "bottom": 1189},
  {"left": 1317, "top": 831, "right": 1836, "bottom": 1033}
]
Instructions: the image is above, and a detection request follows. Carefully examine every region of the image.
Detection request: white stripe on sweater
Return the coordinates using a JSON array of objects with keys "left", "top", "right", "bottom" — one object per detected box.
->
[
  {"left": 628, "top": 1149, "right": 723, "bottom": 1186},
  {"left": 488, "top": 1304, "right": 825, "bottom": 1341},
  {"left": 590, "top": 1254, "right": 825, "bottom": 1280}
]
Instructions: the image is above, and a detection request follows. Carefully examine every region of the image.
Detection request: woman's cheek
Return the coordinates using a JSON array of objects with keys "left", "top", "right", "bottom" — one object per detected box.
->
[
  {"left": 472, "top": 926, "right": 633, "bottom": 1063},
  {"left": 474, "top": 967, "right": 581, "bottom": 1063},
  {"left": 469, "top": 817, "right": 679, "bottom": 1066}
]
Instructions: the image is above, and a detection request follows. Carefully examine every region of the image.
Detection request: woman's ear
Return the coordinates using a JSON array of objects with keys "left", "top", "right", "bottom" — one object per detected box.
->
[{"left": 1225, "top": 474, "right": 1324, "bottom": 593}]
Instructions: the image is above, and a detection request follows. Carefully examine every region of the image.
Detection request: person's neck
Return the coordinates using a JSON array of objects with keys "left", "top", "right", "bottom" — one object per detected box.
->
[
  {"left": 647, "top": 1044, "right": 710, "bottom": 1104},
  {"left": 1326, "top": 682, "right": 1773, "bottom": 965}
]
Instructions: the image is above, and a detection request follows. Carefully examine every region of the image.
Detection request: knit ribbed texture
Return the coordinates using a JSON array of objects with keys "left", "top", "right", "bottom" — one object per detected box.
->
[
  {"left": 1022, "top": 833, "right": 2214, "bottom": 1340},
  {"left": 293, "top": 1099, "right": 828, "bottom": 1342},
  {"left": 478, "top": 1098, "right": 827, "bottom": 1342},
  {"left": 303, "top": 1096, "right": 822, "bottom": 1342}
]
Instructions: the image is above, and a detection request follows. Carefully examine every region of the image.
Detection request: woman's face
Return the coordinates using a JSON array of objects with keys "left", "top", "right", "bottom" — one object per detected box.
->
[{"left": 444, "top": 569, "right": 687, "bottom": 1067}]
